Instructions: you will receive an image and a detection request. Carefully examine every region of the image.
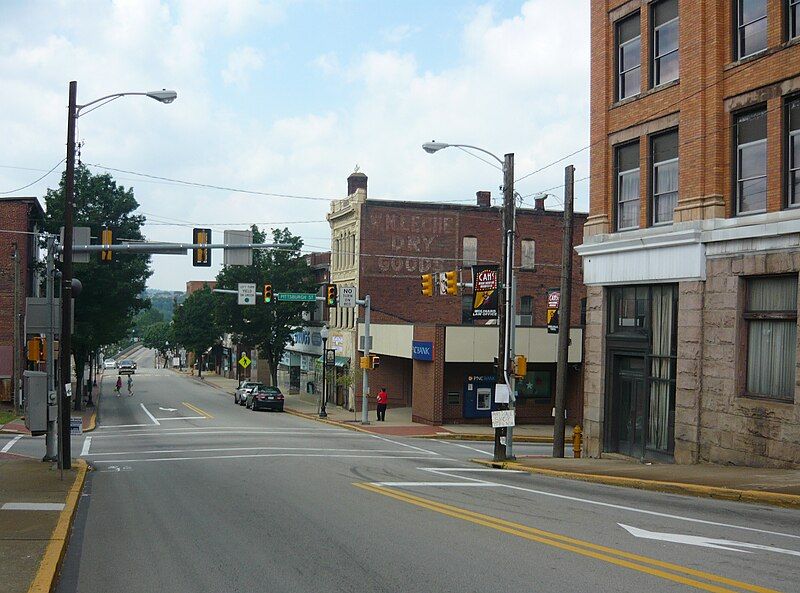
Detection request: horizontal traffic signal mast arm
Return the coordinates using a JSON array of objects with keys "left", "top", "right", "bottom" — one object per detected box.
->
[{"left": 67, "top": 242, "right": 292, "bottom": 254}]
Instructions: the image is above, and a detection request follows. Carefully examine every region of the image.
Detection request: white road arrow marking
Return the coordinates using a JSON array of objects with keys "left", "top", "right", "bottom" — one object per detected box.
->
[
  {"left": 158, "top": 407, "right": 178, "bottom": 412},
  {"left": 619, "top": 523, "right": 800, "bottom": 557}
]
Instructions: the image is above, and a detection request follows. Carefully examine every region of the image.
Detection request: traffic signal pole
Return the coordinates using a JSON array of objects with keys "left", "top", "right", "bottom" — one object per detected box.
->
[{"left": 359, "top": 295, "right": 371, "bottom": 425}]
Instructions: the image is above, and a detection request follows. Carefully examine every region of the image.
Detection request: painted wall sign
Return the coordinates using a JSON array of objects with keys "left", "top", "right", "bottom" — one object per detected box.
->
[{"left": 411, "top": 340, "right": 433, "bottom": 361}]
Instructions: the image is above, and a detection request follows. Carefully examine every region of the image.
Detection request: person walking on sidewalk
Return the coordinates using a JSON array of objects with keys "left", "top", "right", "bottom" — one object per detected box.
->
[
  {"left": 115, "top": 376, "right": 122, "bottom": 397},
  {"left": 376, "top": 387, "right": 388, "bottom": 421}
]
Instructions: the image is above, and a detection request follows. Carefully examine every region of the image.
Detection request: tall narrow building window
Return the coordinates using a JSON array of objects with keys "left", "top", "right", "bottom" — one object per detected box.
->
[
  {"left": 651, "top": 130, "right": 678, "bottom": 224},
  {"left": 617, "top": 12, "right": 641, "bottom": 100},
  {"left": 735, "top": 108, "right": 767, "bottom": 214},
  {"left": 462, "top": 236, "right": 477, "bottom": 267},
  {"left": 652, "top": 0, "right": 678, "bottom": 86},
  {"left": 736, "top": 0, "right": 767, "bottom": 59},
  {"left": 616, "top": 141, "right": 641, "bottom": 230},
  {"left": 745, "top": 276, "right": 798, "bottom": 401},
  {"left": 788, "top": 98, "right": 800, "bottom": 207},
  {"left": 791, "top": 0, "right": 800, "bottom": 40}
]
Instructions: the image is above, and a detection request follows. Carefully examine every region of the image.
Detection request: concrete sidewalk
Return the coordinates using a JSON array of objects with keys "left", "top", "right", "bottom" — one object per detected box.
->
[
  {"left": 477, "top": 456, "right": 800, "bottom": 508},
  {"left": 0, "top": 456, "right": 87, "bottom": 593},
  {"left": 188, "top": 371, "right": 560, "bottom": 441}
]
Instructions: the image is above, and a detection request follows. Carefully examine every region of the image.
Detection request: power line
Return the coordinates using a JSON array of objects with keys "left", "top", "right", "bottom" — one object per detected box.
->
[{"left": 0, "top": 158, "right": 65, "bottom": 195}]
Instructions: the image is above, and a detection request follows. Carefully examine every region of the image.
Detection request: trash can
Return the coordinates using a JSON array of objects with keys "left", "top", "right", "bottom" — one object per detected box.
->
[{"left": 307, "top": 381, "right": 315, "bottom": 394}]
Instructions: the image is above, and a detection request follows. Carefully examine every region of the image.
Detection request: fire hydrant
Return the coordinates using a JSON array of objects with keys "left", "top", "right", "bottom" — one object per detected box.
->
[{"left": 572, "top": 425, "right": 583, "bottom": 459}]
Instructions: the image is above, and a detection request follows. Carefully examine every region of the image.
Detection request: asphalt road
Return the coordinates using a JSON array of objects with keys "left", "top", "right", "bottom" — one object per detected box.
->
[{"left": 4, "top": 358, "right": 799, "bottom": 593}]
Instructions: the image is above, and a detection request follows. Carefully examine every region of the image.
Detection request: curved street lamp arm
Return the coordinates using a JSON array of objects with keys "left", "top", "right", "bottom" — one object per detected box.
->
[
  {"left": 447, "top": 144, "right": 504, "bottom": 166},
  {"left": 76, "top": 92, "right": 150, "bottom": 116}
]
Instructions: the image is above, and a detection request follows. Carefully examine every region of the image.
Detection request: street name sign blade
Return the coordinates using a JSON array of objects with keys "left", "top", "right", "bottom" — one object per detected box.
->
[
  {"left": 340, "top": 286, "right": 357, "bottom": 308},
  {"left": 238, "top": 283, "right": 256, "bottom": 305},
  {"left": 276, "top": 293, "right": 317, "bottom": 302}
]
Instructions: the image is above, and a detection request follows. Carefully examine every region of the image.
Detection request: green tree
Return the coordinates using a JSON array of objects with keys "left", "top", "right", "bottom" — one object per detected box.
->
[
  {"left": 214, "top": 227, "right": 314, "bottom": 386},
  {"left": 43, "top": 165, "right": 152, "bottom": 406},
  {"left": 172, "top": 287, "right": 218, "bottom": 378},
  {"left": 142, "top": 321, "right": 174, "bottom": 367}
]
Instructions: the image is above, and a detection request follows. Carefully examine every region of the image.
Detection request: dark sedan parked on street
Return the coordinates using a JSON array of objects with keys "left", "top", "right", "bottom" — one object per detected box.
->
[{"left": 246, "top": 386, "right": 284, "bottom": 412}]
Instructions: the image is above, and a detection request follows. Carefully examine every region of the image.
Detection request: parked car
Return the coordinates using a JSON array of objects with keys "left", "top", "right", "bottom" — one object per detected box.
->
[
  {"left": 235, "top": 381, "right": 263, "bottom": 406},
  {"left": 118, "top": 359, "right": 136, "bottom": 375},
  {"left": 247, "top": 386, "right": 284, "bottom": 412},
  {"left": 103, "top": 359, "right": 117, "bottom": 370}
]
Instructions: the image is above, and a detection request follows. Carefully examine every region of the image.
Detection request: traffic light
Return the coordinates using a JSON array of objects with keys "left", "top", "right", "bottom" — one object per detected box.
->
[
  {"left": 514, "top": 355, "right": 527, "bottom": 379},
  {"left": 370, "top": 355, "right": 380, "bottom": 369},
  {"left": 326, "top": 283, "right": 338, "bottom": 307},
  {"left": 27, "top": 337, "right": 46, "bottom": 362},
  {"left": 444, "top": 270, "right": 458, "bottom": 296},
  {"left": 263, "top": 283, "right": 273, "bottom": 303},
  {"left": 421, "top": 274, "right": 434, "bottom": 297},
  {"left": 359, "top": 355, "right": 381, "bottom": 370},
  {"left": 100, "top": 228, "right": 113, "bottom": 262},
  {"left": 193, "top": 228, "right": 211, "bottom": 267},
  {"left": 360, "top": 356, "right": 371, "bottom": 369}
]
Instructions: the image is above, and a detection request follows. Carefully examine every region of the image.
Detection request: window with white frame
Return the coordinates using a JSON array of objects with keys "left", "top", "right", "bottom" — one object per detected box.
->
[
  {"left": 617, "top": 12, "right": 641, "bottom": 100},
  {"left": 791, "top": 0, "right": 800, "bottom": 40},
  {"left": 652, "top": 0, "right": 678, "bottom": 87},
  {"left": 788, "top": 98, "right": 800, "bottom": 207},
  {"left": 651, "top": 130, "right": 678, "bottom": 224},
  {"left": 735, "top": 108, "right": 767, "bottom": 214},
  {"left": 745, "top": 276, "right": 798, "bottom": 401},
  {"left": 616, "top": 141, "right": 641, "bottom": 230},
  {"left": 520, "top": 239, "right": 535, "bottom": 269},
  {"left": 462, "top": 236, "right": 477, "bottom": 267},
  {"left": 736, "top": 0, "right": 767, "bottom": 59}
]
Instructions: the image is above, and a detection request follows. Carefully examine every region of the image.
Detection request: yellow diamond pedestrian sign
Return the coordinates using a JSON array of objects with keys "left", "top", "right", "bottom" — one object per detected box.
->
[{"left": 238, "top": 354, "right": 252, "bottom": 369}]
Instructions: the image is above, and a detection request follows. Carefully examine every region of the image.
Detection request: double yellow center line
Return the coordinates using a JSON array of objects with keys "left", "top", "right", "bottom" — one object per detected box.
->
[
  {"left": 354, "top": 483, "right": 782, "bottom": 593},
  {"left": 182, "top": 401, "right": 213, "bottom": 419}
]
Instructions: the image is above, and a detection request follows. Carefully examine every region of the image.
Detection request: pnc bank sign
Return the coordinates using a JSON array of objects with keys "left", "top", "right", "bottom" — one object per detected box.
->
[{"left": 412, "top": 340, "right": 433, "bottom": 361}]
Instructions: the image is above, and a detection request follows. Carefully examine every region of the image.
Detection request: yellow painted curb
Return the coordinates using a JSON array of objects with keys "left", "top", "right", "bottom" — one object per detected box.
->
[
  {"left": 472, "top": 459, "right": 800, "bottom": 509},
  {"left": 27, "top": 459, "right": 88, "bottom": 593}
]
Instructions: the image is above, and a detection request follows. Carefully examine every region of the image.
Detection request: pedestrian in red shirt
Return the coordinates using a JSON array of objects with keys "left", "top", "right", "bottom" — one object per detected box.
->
[{"left": 376, "top": 387, "right": 388, "bottom": 421}]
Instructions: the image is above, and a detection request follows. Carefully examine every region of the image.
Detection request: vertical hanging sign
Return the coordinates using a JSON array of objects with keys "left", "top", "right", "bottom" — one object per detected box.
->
[{"left": 471, "top": 265, "right": 499, "bottom": 319}]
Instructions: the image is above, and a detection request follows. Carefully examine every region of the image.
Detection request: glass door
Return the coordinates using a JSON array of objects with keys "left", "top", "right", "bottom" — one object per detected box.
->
[{"left": 608, "top": 354, "right": 647, "bottom": 458}]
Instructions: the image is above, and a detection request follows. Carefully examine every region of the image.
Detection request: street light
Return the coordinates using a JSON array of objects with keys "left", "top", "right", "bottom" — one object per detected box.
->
[
  {"left": 59, "top": 81, "right": 177, "bottom": 470},
  {"left": 319, "top": 326, "right": 329, "bottom": 418},
  {"left": 422, "top": 140, "right": 516, "bottom": 461}
]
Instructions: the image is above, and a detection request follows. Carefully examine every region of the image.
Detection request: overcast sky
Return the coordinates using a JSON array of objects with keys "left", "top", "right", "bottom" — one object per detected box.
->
[{"left": 0, "top": 0, "right": 590, "bottom": 290}]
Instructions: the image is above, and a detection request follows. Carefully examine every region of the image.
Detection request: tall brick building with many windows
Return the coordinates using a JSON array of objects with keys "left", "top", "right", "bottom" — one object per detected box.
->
[
  {"left": 577, "top": 0, "right": 800, "bottom": 466},
  {"left": 328, "top": 172, "right": 586, "bottom": 425}
]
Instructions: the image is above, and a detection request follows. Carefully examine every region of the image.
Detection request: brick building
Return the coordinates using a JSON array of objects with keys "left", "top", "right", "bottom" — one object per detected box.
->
[
  {"left": 0, "top": 196, "right": 45, "bottom": 403},
  {"left": 577, "top": 0, "right": 800, "bottom": 466},
  {"left": 328, "top": 172, "right": 586, "bottom": 425}
]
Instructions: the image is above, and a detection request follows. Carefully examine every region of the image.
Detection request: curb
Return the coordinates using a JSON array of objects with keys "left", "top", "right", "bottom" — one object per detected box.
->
[
  {"left": 27, "top": 459, "right": 88, "bottom": 593},
  {"left": 284, "top": 408, "right": 377, "bottom": 436},
  {"left": 418, "top": 433, "right": 553, "bottom": 443},
  {"left": 471, "top": 459, "right": 800, "bottom": 509}
]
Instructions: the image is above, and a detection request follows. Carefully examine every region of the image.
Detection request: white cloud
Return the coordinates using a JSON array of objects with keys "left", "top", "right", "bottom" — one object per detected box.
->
[
  {"left": 221, "top": 46, "right": 265, "bottom": 88},
  {"left": 382, "top": 24, "right": 419, "bottom": 44},
  {"left": 312, "top": 51, "right": 340, "bottom": 76}
]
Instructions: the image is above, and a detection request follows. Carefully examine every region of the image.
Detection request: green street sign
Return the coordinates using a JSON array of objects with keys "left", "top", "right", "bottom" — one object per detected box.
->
[{"left": 276, "top": 293, "right": 317, "bottom": 302}]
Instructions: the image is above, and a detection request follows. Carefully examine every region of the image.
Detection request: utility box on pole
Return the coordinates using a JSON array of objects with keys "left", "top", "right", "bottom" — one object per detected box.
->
[{"left": 23, "top": 370, "right": 48, "bottom": 436}]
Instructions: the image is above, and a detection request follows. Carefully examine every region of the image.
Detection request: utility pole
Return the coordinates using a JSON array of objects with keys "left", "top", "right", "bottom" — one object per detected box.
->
[
  {"left": 360, "top": 294, "right": 371, "bottom": 425},
  {"left": 553, "top": 165, "right": 575, "bottom": 457},
  {"left": 11, "top": 243, "right": 21, "bottom": 416},
  {"left": 60, "top": 80, "right": 77, "bottom": 470},
  {"left": 494, "top": 153, "right": 515, "bottom": 461}
]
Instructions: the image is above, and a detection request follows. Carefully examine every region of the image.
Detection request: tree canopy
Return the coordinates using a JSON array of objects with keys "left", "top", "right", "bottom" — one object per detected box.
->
[
  {"left": 172, "top": 287, "right": 218, "bottom": 377},
  {"left": 214, "top": 227, "right": 314, "bottom": 385},
  {"left": 43, "top": 165, "right": 152, "bottom": 399}
]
